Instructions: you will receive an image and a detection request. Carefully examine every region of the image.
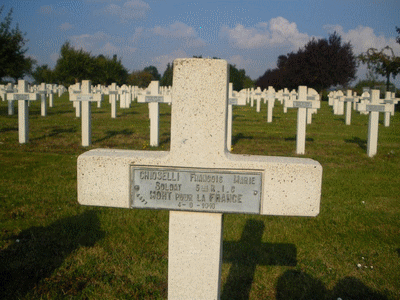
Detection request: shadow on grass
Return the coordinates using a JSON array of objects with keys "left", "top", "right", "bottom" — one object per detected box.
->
[
  {"left": 221, "top": 220, "right": 296, "bottom": 300},
  {"left": 232, "top": 133, "right": 253, "bottom": 146},
  {"left": 0, "top": 126, "right": 17, "bottom": 133},
  {"left": 32, "top": 127, "right": 77, "bottom": 141},
  {"left": 396, "top": 248, "right": 400, "bottom": 257},
  {"left": 0, "top": 210, "right": 105, "bottom": 300},
  {"left": 94, "top": 129, "right": 134, "bottom": 143},
  {"left": 285, "top": 136, "right": 314, "bottom": 142},
  {"left": 276, "top": 270, "right": 389, "bottom": 300},
  {"left": 345, "top": 136, "right": 367, "bottom": 151}
]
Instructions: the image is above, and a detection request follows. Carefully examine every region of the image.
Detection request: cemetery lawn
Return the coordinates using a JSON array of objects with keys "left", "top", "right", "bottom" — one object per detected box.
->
[{"left": 0, "top": 95, "right": 399, "bottom": 299}]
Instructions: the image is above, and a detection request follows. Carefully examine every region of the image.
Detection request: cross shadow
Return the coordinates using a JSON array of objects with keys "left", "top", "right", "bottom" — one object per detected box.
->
[
  {"left": 0, "top": 126, "right": 17, "bottom": 133},
  {"left": 344, "top": 136, "right": 367, "bottom": 151},
  {"left": 396, "top": 248, "right": 400, "bottom": 257},
  {"left": 32, "top": 127, "right": 77, "bottom": 141},
  {"left": 285, "top": 136, "right": 314, "bottom": 142},
  {"left": 94, "top": 129, "right": 134, "bottom": 143},
  {"left": 276, "top": 270, "right": 389, "bottom": 300},
  {"left": 232, "top": 133, "right": 254, "bottom": 146},
  {"left": 0, "top": 210, "right": 105, "bottom": 300},
  {"left": 221, "top": 220, "right": 297, "bottom": 300}
]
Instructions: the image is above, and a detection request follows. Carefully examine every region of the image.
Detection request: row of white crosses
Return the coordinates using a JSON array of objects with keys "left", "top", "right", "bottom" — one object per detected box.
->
[{"left": 77, "top": 58, "right": 322, "bottom": 299}]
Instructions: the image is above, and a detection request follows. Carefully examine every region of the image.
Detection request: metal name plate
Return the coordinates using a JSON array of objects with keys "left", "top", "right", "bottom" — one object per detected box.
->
[
  {"left": 109, "top": 91, "right": 119, "bottom": 95},
  {"left": 145, "top": 96, "right": 164, "bottom": 103},
  {"left": 130, "top": 167, "right": 262, "bottom": 214},
  {"left": 229, "top": 98, "right": 238, "bottom": 105},
  {"left": 344, "top": 97, "right": 356, "bottom": 102},
  {"left": 13, "top": 94, "right": 30, "bottom": 100},
  {"left": 76, "top": 95, "right": 93, "bottom": 101},
  {"left": 293, "top": 101, "right": 312, "bottom": 108},
  {"left": 366, "top": 105, "right": 385, "bottom": 112}
]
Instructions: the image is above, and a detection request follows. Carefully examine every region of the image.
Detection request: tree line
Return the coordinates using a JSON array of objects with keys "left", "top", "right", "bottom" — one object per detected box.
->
[{"left": 1, "top": 5, "right": 399, "bottom": 93}]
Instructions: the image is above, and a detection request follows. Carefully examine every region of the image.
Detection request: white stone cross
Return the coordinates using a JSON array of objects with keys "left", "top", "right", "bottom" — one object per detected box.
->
[
  {"left": 3, "top": 83, "right": 16, "bottom": 115},
  {"left": 343, "top": 90, "right": 358, "bottom": 125},
  {"left": 227, "top": 83, "right": 247, "bottom": 151},
  {"left": 356, "top": 89, "right": 392, "bottom": 157},
  {"left": 107, "top": 83, "right": 119, "bottom": 118},
  {"left": 70, "top": 80, "right": 103, "bottom": 147},
  {"left": 77, "top": 59, "right": 322, "bottom": 300},
  {"left": 9, "top": 80, "right": 39, "bottom": 144},
  {"left": 382, "top": 92, "right": 397, "bottom": 126},
  {"left": 37, "top": 83, "right": 48, "bottom": 117},
  {"left": 137, "top": 81, "right": 172, "bottom": 147},
  {"left": 264, "top": 86, "right": 276, "bottom": 123},
  {"left": 284, "top": 86, "right": 320, "bottom": 155}
]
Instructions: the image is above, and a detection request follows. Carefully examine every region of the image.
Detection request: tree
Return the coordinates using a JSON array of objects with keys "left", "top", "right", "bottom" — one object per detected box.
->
[
  {"left": 54, "top": 41, "right": 96, "bottom": 85},
  {"left": 127, "top": 70, "right": 153, "bottom": 88},
  {"left": 358, "top": 46, "right": 400, "bottom": 91},
  {"left": 256, "top": 32, "right": 357, "bottom": 92},
  {"left": 93, "top": 54, "right": 128, "bottom": 85},
  {"left": 160, "top": 63, "right": 173, "bottom": 86},
  {"left": 143, "top": 66, "right": 161, "bottom": 81},
  {"left": 396, "top": 26, "right": 400, "bottom": 45},
  {"left": 32, "top": 64, "right": 56, "bottom": 84},
  {"left": 0, "top": 6, "right": 32, "bottom": 82}
]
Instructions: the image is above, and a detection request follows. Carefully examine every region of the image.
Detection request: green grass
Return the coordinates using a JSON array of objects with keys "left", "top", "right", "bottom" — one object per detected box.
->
[{"left": 0, "top": 95, "right": 399, "bottom": 299}]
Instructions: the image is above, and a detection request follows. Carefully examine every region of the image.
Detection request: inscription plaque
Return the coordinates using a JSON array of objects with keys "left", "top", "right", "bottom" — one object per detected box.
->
[
  {"left": 76, "top": 95, "right": 93, "bottom": 101},
  {"left": 145, "top": 96, "right": 164, "bottom": 103},
  {"left": 293, "top": 101, "right": 312, "bottom": 108},
  {"left": 229, "top": 98, "right": 238, "bottom": 105},
  {"left": 366, "top": 105, "right": 385, "bottom": 112},
  {"left": 14, "top": 94, "right": 30, "bottom": 100},
  {"left": 130, "top": 167, "right": 262, "bottom": 214}
]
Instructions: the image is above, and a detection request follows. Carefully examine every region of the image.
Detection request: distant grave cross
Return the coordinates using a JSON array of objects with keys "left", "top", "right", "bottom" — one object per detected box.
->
[
  {"left": 70, "top": 80, "right": 103, "bottom": 146},
  {"left": 9, "top": 80, "right": 38, "bottom": 144},
  {"left": 77, "top": 59, "right": 322, "bottom": 299},
  {"left": 137, "top": 81, "right": 171, "bottom": 147}
]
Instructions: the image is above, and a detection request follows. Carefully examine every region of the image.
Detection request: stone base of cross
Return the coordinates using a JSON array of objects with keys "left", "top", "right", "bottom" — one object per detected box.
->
[{"left": 77, "top": 59, "right": 322, "bottom": 299}]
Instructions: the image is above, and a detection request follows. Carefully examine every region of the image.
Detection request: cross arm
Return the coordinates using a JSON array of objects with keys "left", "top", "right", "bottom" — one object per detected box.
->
[{"left": 77, "top": 149, "right": 322, "bottom": 217}]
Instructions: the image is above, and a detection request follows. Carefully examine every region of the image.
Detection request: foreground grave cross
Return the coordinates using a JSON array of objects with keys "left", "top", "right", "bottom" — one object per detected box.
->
[
  {"left": 9, "top": 80, "right": 38, "bottom": 144},
  {"left": 77, "top": 59, "right": 322, "bottom": 299}
]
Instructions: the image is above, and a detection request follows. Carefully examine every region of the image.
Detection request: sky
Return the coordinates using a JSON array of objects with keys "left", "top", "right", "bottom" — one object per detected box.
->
[{"left": 2, "top": 0, "right": 400, "bottom": 86}]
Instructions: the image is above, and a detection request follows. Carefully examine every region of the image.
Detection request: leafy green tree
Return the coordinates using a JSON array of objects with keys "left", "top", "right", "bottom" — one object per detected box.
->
[
  {"left": 358, "top": 46, "right": 400, "bottom": 91},
  {"left": 93, "top": 54, "right": 128, "bottom": 85},
  {"left": 143, "top": 66, "right": 161, "bottom": 81},
  {"left": 396, "top": 26, "right": 400, "bottom": 45},
  {"left": 160, "top": 63, "right": 173, "bottom": 86},
  {"left": 54, "top": 41, "right": 96, "bottom": 85},
  {"left": 0, "top": 6, "right": 32, "bottom": 82},
  {"left": 32, "top": 64, "right": 56, "bottom": 84},
  {"left": 257, "top": 32, "right": 357, "bottom": 92},
  {"left": 127, "top": 70, "right": 153, "bottom": 88}
]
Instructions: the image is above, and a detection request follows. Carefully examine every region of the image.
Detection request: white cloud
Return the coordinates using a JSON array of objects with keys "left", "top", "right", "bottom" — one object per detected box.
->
[
  {"left": 102, "top": 0, "right": 150, "bottom": 22},
  {"left": 151, "top": 22, "right": 206, "bottom": 48},
  {"left": 324, "top": 24, "right": 399, "bottom": 55},
  {"left": 59, "top": 22, "right": 74, "bottom": 31},
  {"left": 50, "top": 53, "right": 59, "bottom": 63},
  {"left": 149, "top": 49, "right": 188, "bottom": 74},
  {"left": 70, "top": 31, "right": 111, "bottom": 51},
  {"left": 219, "top": 17, "right": 312, "bottom": 50}
]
